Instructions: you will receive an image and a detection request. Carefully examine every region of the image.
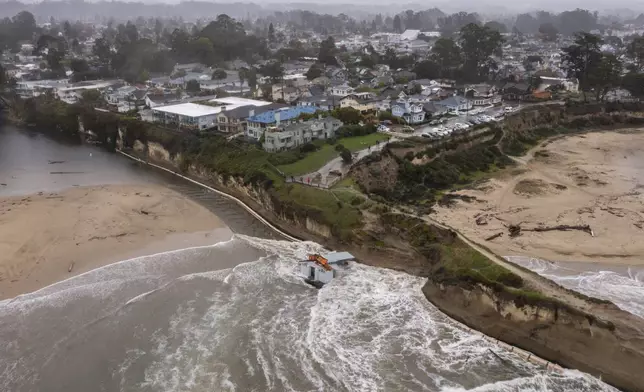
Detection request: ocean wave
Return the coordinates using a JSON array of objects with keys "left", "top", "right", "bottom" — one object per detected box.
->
[
  {"left": 134, "top": 244, "right": 615, "bottom": 392},
  {"left": 0, "top": 237, "right": 618, "bottom": 392},
  {"left": 505, "top": 256, "right": 644, "bottom": 319}
]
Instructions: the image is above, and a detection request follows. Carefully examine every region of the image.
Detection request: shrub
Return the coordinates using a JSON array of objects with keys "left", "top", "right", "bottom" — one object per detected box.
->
[
  {"left": 340, "top": 148, "right": 353, "bottom": 163},
  {"left": 300, "top": 143, "right": 318, "bottom": 153}
]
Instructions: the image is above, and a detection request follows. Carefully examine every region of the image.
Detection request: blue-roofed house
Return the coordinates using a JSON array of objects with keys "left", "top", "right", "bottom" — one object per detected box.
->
[{"left": 246, "top": 106, "right": 317, "bottom": 140}]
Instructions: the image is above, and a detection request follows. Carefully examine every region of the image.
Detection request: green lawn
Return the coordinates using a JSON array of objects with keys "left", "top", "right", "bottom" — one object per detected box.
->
[
  {"left": 278, "top": 133, "right": 389, "bottom": 176},
  {"left": 274, "top": 183, "right": 362, "bottom": 234}
]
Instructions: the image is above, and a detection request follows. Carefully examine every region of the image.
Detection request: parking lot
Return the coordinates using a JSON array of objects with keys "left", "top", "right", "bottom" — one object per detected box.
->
[{"left": 384, "top": 103, "right": 521, "bottom": 139}]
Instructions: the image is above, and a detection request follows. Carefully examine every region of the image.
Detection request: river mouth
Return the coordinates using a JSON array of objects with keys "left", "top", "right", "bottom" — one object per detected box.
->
[{"left": 0, "top": 125, "right": 618, "bottom": 391}]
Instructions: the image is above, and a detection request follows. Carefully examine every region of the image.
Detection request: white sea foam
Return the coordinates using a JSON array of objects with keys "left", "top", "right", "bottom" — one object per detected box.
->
[
  {"left": 1, "top": 236, "right": 619, "bottom": 392},
  {"left": 134, "top": 241, "right": 617, "bottom": 392},
  {"left": 506, "top": 256, "right": 644, "bottom": 319}
]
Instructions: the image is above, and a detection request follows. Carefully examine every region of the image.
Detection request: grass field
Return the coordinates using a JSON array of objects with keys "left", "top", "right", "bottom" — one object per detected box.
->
[{"left": 278, "top": 133, "right": 389, "bottom": 176}]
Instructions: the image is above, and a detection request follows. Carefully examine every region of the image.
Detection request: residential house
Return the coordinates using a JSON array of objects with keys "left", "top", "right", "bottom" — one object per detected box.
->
[
  {"left": 436, "top": 96, "right": 473, "bottom": 113},
  {"left": 501, "top": 82, "right": 531, "bottom": 101},
  {"left": 200, "top": 70, "right": 247, "bottom": 93},
  {"left": 272, "top": 85, "right": 301, "bottom": 103},
  {"left": 370, "top": 75, "right": 394, "bottom": 88},
  {"left": 537, "top": 77, "right": 579, "bottom": 93},
  {"left": 423, "top": 102, "right": 448, "bottom": 118},
  {"left": 404, "top": 39, "right": 430, "bottom": 53},
  {"left": 263, "top": 116, "right": 343, "bottom": 152},
  {"left": 400, "top": 29, "right": 421, "bottom": 41},
  {"left": 145, "top": 92, "right": 183, "bottom": 108},
  {"left": 330, "top": 82, "right": 355, "bottom": 97},
  {"left": 297, "top": 95, "right": 339, "bottom": 111},
  {"left": 216, "top": 102, "right": 287, "bottom": 134},
  {"left": 151, "top": 103, "right": 220, "bottom": 131},
  {"left": 464, "top": 84, "right": 502, "bottom": 106},
  {"left": 339, "top": 93, "right": 377, "bottom": 112},
  {"left": 326, "top": 67, "right": 348, "bottom": 82},
  {"left": 117, "top": 89, "right": 147, "bottom": 112},
  {"left": 173, "top": 63, "right": 209, "bottom": 74},
  {"left": 169, "top": 71, "right": 211, "bottom": 88},
  {"left": 391, "top": 98, "right": 426, "bottom": 124},
  {"left": 393, "top": 70, "right": 417, "bottom": 83},
  {"left": 246, "top": 106, "right": 317, "bottom": 140}
]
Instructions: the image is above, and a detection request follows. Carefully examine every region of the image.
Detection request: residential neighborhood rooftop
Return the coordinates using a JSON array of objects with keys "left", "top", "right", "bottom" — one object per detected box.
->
[
  {"left": 152, "top": 103, "right": 221, "bottom": 117},
  {"left": 248, "top": 106, "right": 317, "bottom": 124}
]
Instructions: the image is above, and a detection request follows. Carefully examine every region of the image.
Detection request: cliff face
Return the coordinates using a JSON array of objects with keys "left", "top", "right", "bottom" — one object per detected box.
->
[
  {"left": 423, "top": 281, "right": 644, "bottom": 392},
  {"left": 128, "top": 141, "right": 334, "bottom": 243}
]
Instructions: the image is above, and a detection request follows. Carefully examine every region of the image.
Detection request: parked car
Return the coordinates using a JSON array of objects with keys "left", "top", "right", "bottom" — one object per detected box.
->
[
  {"left": 401, "top": 125, "right": 414, "bottom": 133},
  {"left": 377, "top": 124, "right": 390, "bottom": 132}
]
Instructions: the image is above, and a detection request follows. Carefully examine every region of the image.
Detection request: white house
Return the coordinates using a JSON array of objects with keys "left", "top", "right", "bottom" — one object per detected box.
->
[
  {"left": 538, "top": 77, "right": 579, "bottom": 93},
  {"left": 391, "top": 99, "right": 426, "bottom": 124},
  {"left": 299, "top": 252, "right": 355, "bottom": 287},
  {"left": 464, "top": 84, "right": 502, "bottom": 106},
  {"left": 330, "top": 82, "right": 355, "bottom": 97}
]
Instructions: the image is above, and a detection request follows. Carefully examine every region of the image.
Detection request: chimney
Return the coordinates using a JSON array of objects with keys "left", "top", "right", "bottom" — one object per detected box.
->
[
  {"left": 275, "top": 111, "right": 281, "bottom": 126},
  {"left": 249, "top": 109, "right": 255, "bottom": 118}
]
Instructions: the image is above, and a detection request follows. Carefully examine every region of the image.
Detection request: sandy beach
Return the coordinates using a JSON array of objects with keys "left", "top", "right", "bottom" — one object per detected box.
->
[
  {"left": 433, "top": 128, "right": 644, "bottom": 265},
  {"left": 0, "top": 184, "right": 229, "bottom": 299}
]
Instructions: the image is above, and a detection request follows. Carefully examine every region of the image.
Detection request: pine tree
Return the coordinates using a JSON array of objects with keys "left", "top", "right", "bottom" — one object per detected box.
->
[{"left": 268, "top": 23, "right": 275, "bottom": 43}]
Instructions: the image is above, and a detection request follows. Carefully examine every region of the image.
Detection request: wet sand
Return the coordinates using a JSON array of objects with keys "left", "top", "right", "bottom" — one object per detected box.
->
[
  {"left": 433, "top": 129, "right": 644, "bottom": 264},
  {"left": 0, "top": 184, "right": 230, "bottom": 299}
]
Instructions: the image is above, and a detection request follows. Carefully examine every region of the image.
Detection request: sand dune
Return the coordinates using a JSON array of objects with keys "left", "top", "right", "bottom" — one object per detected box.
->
[
  {"left": 433, "top": 129, "right": 644, "bottom": 264},
  {"left": 0, "top": 184, "right": 228, "bottom": 299}
]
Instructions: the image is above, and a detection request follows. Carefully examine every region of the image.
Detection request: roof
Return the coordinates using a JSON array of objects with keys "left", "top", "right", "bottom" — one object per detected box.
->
[
  {"left": 147, "top": 92, "right": 182, "bottom": 103},
  {"left": 323, "top": 251, "right": 355, "bottom": 264},
  {"left": 423, "top": 102, "right": 445, "bottom": 113},
  {"left": 400, "top": 29, "right": 421, "bottom": 41},
  {"left": 438, "top": 96, "right": 469, "bottom": 107},
  {"left": 221, "top": 103, "right": 288, "bottom": 119},
  {"left": 152, "top": 103, "right": 220, "bottom": 117},
  {"left": 131, "top": 90, "right": 148, "bottom": 100},
  {"left": 247, "top": 106, "right": 317, "bottom": 124},
  {"left": 210, "top": 97, "right": 271, "bottom": 107}
]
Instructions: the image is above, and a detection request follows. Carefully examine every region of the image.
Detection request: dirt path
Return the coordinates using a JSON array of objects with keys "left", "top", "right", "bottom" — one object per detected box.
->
[{"left": 420, "top": 212, "right": 592, "bottom": 310}]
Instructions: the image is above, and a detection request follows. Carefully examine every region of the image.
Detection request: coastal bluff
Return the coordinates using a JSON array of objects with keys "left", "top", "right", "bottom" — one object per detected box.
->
[{"left": 120, "top": 133, "right": 644, "bottom": 392}]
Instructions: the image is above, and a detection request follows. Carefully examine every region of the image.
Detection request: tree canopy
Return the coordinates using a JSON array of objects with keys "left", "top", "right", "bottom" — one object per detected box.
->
[{"left": 458, "top": 23, "right": 504, "bottom": 82}]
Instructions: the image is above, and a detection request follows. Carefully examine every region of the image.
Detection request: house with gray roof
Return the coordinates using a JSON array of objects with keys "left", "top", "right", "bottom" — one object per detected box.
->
[{"left": 436, "top": 96, "right": 472, "bottom": 113}]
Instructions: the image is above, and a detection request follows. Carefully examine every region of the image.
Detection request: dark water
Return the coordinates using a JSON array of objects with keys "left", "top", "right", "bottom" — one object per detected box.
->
[
  {"left": 0, "top": 124, "right": 281, "bottom": 239},
  {"left": 0, "top": 125, "right": 617, "bottom": 391}
]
